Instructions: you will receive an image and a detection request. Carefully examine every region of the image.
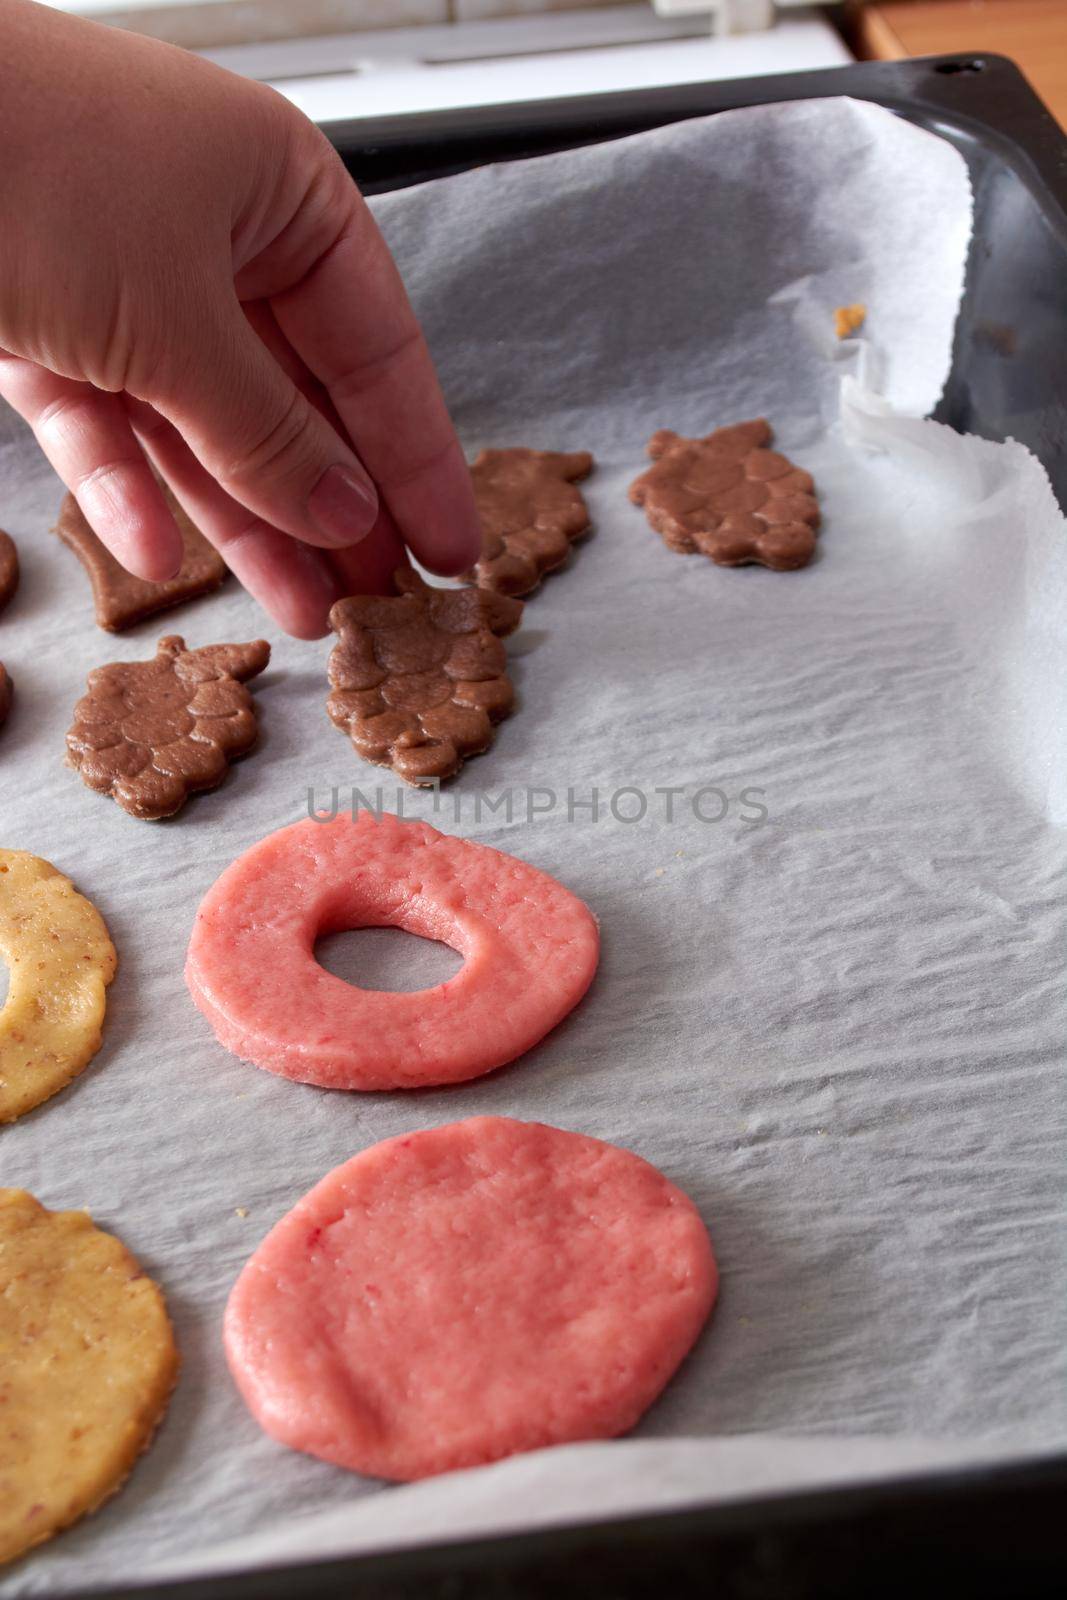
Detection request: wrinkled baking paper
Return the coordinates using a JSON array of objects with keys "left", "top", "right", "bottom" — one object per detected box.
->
[{"left": 2, "top": 99, "right": 1064, "bottom": 1594}]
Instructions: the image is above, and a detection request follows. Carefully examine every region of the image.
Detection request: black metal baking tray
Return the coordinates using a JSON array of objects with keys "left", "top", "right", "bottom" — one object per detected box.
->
[
  {"left": 330, "top": 52, "right": 1067, "bottom": 511},
  {"left": 66, "top": 53, "right": 1067, "bottom": 1600}
]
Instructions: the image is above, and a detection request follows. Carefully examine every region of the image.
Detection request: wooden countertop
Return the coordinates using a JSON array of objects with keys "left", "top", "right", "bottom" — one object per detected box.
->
[{"left": 852, "top": 0, "right": 1067, "bottom": 129}]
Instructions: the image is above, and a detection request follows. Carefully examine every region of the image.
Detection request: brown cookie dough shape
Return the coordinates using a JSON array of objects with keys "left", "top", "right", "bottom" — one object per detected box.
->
[
  {"left": 629, "top": 419, "right": 820, "bottom": 571},
  {"left": 327, "top": 568, "right": 522, "bottom": 786},
  {"left": 0, "top": 530, "right": 18, "bottom": 613},
  {"left": 53, "top": 483, "right": 226, "bottom": 630},
  {"left": 67, "top": 635, "right": 270, "bottom": 820},
  {"left": 466, "top": 448, "right": 594, "bottom": 596}
]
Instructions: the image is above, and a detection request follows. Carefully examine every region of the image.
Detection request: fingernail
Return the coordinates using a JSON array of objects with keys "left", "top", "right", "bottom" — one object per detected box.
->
[{"left": 308, "top": 464, "right": 379, "bottom": 548}]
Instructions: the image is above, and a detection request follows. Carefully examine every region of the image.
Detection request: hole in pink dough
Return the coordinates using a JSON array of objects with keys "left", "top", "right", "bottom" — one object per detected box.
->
[{"left": 315, "top": 927, "right": 464, "bottom": 995}]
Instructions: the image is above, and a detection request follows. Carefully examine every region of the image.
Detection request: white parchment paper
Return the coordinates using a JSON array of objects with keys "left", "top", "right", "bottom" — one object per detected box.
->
[{"left": 2, "top": 99, "right": 1065, "bottom": 1594}]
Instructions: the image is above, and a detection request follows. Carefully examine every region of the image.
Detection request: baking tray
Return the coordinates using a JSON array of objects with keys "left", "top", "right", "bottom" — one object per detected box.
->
[
  {"left": 66, "top": 53, "right": 1067, "bottom": 1600},
  {"left": 332, "top": 52, "right": 1067, "bottom": 511}
]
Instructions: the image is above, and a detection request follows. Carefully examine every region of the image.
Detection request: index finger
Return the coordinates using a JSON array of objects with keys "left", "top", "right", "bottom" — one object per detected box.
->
[{"left": 270, "top": 194, "right": 481, "bottom": 578}]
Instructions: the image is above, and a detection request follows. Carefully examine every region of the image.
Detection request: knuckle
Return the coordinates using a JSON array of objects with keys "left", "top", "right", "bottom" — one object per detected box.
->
[
  {"left": 381, "top": 437, "right": 457, "bottom": 493},
  {"left": 219, "top": 388, "right": 315, "bottom": 490},
  {"left": 35, "top": 390, "right": 101, "bottom": 444},
  {"left": 73, "top": 457, "right": 143, "bottom": 496},
  {"left": 330, "top": 329, "right": 422, "bottom": 405}
]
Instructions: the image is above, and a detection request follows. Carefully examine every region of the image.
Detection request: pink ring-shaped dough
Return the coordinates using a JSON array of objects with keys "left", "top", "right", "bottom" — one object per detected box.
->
[{"left": 185, "top": 813, "right": 599, "bottom": 1091}]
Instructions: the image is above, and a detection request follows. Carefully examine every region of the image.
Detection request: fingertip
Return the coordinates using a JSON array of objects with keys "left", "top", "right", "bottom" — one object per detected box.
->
[
  {"left": 77, "top": 475, "right": 185, "bottom": 583},
  {"left": 423, "top": 526, "right": 482, "bottom": 578},
  {"left": 279, "top": 614, "right": 332, "bottom": 642},
  {"left": 329, "top": 508, "right": 408, "bottom": 597},
  {"left": 391, "top": 453, "right": 484, "bottom": 578},
  {"left": 127, "top": 540, "right": 184, "bottom": 585},
  {"left": 128, "top": 404, "right": 345, "bottom": 637},
  {"left": 223, "top": 526, "right": 342, "bottom": 640},
  {"left": 269, "top": 583, "right": 334, "bottom": 640},
  {"left": 258, "top": 580, "right": 337, "bottom": 642}
]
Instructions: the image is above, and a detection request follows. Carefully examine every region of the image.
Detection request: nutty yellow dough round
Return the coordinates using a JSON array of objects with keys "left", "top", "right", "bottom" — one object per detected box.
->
[
  {"left": 0, "top": 848, "right": 117, "bottom": 1123},
  {"left": 0, "top": 1190, "right": 179, "bottom": 1566}
]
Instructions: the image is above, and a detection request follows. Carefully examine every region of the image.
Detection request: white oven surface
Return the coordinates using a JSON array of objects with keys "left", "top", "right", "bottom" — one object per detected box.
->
[{"left": 203, "top": 5, "right": 851, "bottom": 122}]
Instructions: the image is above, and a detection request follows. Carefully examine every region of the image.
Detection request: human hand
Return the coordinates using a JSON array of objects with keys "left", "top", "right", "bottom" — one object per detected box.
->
[{"left": 0, "top": 0, "right": 481, "bottom": 637}]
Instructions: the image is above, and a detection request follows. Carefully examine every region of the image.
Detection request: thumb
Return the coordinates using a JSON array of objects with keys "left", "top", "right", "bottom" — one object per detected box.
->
[{"left": 146, "top": 301, "right": 379, "bottom": 550}]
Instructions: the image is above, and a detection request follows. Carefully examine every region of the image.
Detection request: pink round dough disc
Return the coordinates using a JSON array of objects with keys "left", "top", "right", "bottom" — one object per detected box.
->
[
  {"left": 224, "top": 1116, "right": 717, "bottom": 1480},
  {"left": 185, "top": 812, "right": 599, "bottom": 1091}
]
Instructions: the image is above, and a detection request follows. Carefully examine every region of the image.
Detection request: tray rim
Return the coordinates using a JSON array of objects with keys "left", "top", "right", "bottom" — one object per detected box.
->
[
  {"left": 60, "top": 1447, "right": 1067, "bottom": 1599},
  {"left": 52, "top": 51, "right": 1067, "bottom": 1600},
  {"left": 325, "top": 52, "right": 1067, "bottom": 240}
]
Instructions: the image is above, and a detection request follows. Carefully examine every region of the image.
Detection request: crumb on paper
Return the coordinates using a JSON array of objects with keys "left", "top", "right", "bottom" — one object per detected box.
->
[
  {"left": 976, "top": 321, "right": 1017, "bottom": 357},
  {"left": 834, "top": 303, "right": 867, "bottom": 339},
  {"left": 235, "top": 1207, "right": 249, "bottom": 1218},
  {"left": 654, "top": 867, "right": 665, "bottom": 878}
]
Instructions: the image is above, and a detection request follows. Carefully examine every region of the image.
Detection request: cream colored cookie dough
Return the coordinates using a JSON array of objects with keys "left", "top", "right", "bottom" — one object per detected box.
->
[
  {"left": 0, "top": 848, "right": 117, "bottom": 1123},
  {"left": 0, "top": 1190, "right": 179, "bottom": 1566}
]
